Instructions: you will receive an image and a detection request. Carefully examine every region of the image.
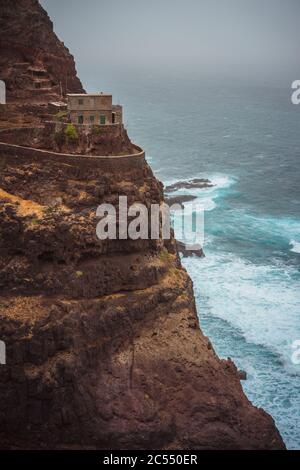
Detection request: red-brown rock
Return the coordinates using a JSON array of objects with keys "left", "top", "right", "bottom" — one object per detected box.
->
[{"left": 0, "top": 0, "right": 285, "bottom": 450}]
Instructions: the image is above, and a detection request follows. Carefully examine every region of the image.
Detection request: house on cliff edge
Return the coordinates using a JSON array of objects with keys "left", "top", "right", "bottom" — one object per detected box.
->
[{"left": 67, "top": 92, "right": 122, "bottom": 126}]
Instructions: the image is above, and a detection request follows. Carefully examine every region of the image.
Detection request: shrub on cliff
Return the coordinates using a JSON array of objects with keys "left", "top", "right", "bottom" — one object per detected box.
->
[
  {"left": 54, "top": 111, "right": 68, "bottom": 122},
  {"left": 64, "top": 124, "right": 78, "bottom": 142}
]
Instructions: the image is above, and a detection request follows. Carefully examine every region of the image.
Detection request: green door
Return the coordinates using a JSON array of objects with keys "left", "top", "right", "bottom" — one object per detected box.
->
[{"left": 100, "top": 115, "right": 106, "bottom": 125}]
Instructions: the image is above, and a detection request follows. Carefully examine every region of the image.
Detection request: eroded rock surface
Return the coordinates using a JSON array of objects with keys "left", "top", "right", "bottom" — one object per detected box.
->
[
  {"left": 0, "top": 0, "right": 83, "bottom": 103},
  {"left": 0, "top": 0, "right": 285, "bottom": 450},
  {"left": 0, "top": 152, "right": 285, "bottom": 450}
]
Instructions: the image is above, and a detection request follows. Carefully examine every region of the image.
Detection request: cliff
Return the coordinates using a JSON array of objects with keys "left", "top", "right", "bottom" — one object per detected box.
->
[
  {"left": 0, "top": 0, "right": 84, "bottom": 102},
  {"left": 0, "top": 0, "right": 285, "bottom": 450},
  {"left": 0, "top": 0, "right": 84, "bottom": 128}
]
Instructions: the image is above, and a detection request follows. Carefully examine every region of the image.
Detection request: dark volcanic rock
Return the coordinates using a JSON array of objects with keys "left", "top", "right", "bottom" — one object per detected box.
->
[
  {"left": 0, "top": 0, "right": 285, "bottom": 451},
  {"left": 0, "top": 141, "right": 285, "bottom": 451},
  {"left": 0, "top": 0, "right": 84, "bottom": 103},
  {"left": 177, "top": 240, "right": 205, "bottom": 258},
  {"left": 165, "top": 178, "right": 214, "bottom": 193},
  {"left": 165, "top": 194, "right": 197, "bottom": 207},
  {"left": 238, "top": 370, "right": 248, "bottom": 381}
]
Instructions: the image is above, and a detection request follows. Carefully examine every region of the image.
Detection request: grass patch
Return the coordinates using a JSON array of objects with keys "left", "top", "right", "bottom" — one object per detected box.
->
[
  {"left": 43, "top": 206, "right": 55, "bottom": 216},
  {"left": 64, "top": 123, "right": 78, "bottom": 142},
  {"left": 54, "top": 111, "right": 68, "bottom": 122},
  {"left": 30, "top": 216, "right": 40, "bottom": 226},
  {"left": 159, "top": 248, "right": 173, "bottom": 264}
]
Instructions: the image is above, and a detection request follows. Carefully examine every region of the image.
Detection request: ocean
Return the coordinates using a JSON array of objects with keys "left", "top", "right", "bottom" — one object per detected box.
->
[{"left": 88, "top": 71, "right": 300, "bottom": 449}]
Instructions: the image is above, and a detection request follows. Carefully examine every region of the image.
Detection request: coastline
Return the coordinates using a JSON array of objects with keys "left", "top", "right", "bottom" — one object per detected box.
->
[{"left": 0, "top": 0, "right": 289, "bottom": 450}]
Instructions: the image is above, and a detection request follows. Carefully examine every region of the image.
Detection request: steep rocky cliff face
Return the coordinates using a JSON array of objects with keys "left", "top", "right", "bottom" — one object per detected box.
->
[
  {"left": 0, "top": 0, "right": 84, "bottom": 102},
  {"left": 0, "top": 0, "right": 84, "bottom": 128},
  {"left": 0, "top": 122, "right": 139, "bottom": 156},
  {"left": 0, "top": 151, "right": 285, "bottom": 450},
  {"left": 0, "top": 0, "right": 285, "bottom": 450}
]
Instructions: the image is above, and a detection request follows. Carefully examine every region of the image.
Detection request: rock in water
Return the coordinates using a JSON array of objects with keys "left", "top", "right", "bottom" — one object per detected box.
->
[
  {"left": 0, "top": 0, "right": 285, "bottom": 450},
  {"left": 238, "top": 370, "right": 248, "bottom": 381},
  {"left": 165, "top": 178, "right": 214, "bottom": 193},
  {"left": 177, "top": 240, "right": 205, "bottom": 257},
  {"left": 164, "top": 194, "right": 197, "bottom": 206}
]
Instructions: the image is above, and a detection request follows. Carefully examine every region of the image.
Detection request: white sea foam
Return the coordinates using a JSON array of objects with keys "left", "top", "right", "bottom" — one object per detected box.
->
[
  {"left": 183, "top": 251, "right": 300, "bottom": 374},
  {"left": 290, "top": 240, "right": 300, "bottom": 254},
  {"left": 209, "top": 174, "right": 235, "bottom": 189},
  {"left": 164, "top": 173, "right": 235, "bottom": 213},
  {"left": 182, "top": 196, "right": 216, "bottom": 212}
]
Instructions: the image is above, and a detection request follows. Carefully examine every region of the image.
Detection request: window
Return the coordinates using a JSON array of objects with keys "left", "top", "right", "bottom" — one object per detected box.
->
[
  {"left": 112, "top": 112, "right": 116, "bottom": 124},
  {"left": 78, "top": 115, "right": 84, "bottom": 124},
  {"left": 100, "top": 115, "right": 106, "bottom": 125},
  {"left": 90, "top": 115, "right": 95, "bottom": 123},
  {"left": 78, "top": 99, "right": 84, "bottom": 105}
]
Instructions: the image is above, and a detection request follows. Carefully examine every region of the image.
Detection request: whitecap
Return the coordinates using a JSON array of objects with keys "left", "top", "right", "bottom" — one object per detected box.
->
[
  {"left": 290, "top": 240, "right": 300, "bottom": 254},
  {"left": 183, "top": 251, "right": 300, "bottom": 375},
  {"left": 209, "top": 174, "right": 235, "bottom": 190}
]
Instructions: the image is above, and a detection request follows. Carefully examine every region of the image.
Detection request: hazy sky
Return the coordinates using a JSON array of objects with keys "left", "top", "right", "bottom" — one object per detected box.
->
[{"left": 40, "top": 0, "right": 300, "bottom": 85}]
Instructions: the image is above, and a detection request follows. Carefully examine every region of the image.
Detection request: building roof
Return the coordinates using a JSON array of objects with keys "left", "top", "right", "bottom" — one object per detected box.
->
[{"left": 67, "top": 93, "right": 112, "bottom": 97}]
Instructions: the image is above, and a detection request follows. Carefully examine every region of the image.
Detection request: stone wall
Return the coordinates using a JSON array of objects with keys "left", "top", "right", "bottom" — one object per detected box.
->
[
  {"left": 112, "top": 104, "right": 123, "bottom": 124},
  {"left": 0, "top": 140, "right": 145, "bottom": 172},
  {"left": 0, "top": 122, "right": 137, "bottom": 156}
]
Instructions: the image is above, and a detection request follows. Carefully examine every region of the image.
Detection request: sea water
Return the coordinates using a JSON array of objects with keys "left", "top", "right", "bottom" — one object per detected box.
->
[{"left": 89, "top": 72, "right": 300, "bottom": 448}]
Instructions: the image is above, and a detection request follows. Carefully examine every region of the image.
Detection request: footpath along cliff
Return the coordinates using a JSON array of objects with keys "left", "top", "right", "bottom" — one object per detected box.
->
[{"left": 0, "top": 0, "right": 285, "bottom": 450}]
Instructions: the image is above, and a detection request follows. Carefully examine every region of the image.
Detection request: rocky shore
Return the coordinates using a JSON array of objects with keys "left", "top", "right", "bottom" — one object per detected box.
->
[{"left": 0, "top": 0, "right": 285, "bottom": 450}]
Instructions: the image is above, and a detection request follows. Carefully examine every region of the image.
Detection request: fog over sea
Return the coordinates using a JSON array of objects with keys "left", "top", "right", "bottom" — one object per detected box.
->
[{"left": 86, "top": 71, "right": 300, "bottom": 449}]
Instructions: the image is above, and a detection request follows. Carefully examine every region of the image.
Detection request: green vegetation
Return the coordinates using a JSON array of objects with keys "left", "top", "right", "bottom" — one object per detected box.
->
[
  {"left": 54, "top": 111, "right": 68, "bottom": 122},
  {"left": 43, "top": 206, "right": 55, "bottom": 215},
  {"left": 64, "top": 123, "right": 78, "bottom": 142},
  {"left": 159, "top": 248, "right": 173, "bottom": 264},
  {"left": 30, "top": 216, "right": 40, "bottom": 226},
  {"left": 169, "top": 266, "right": 183, "bottom": 279}
]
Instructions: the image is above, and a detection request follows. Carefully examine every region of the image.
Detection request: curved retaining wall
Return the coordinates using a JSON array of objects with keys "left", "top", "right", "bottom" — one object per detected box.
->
[{"left": 0, "top": 140, "right": 145, "bottom": 171}]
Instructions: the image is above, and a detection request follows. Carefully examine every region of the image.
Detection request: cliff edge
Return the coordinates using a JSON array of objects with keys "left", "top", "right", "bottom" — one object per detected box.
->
[
  {"left": 0, "top": 0, "right": 285, "bottom": 450},
  {"left": 0, "top": 0, "right": 84, "bottom": 102}
]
